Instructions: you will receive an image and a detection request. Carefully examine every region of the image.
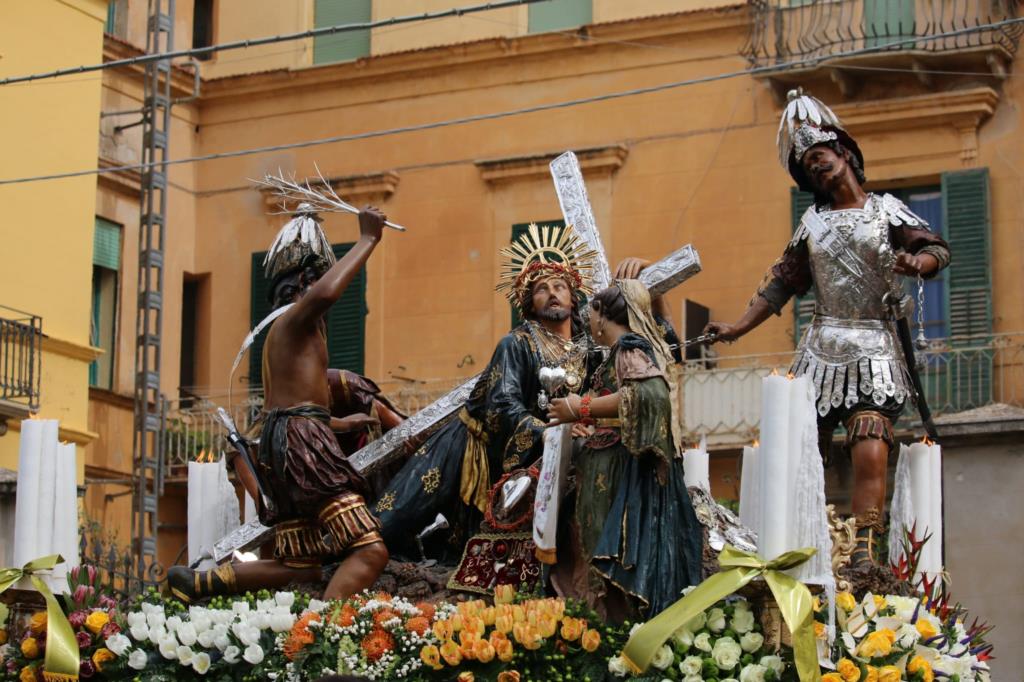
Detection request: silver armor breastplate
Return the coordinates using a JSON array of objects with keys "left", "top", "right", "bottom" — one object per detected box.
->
[{"left": 791, "top": 195, "right": 910, "bottom": 416}]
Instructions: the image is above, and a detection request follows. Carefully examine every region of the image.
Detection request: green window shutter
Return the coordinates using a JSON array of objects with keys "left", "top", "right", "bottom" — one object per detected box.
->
[
  {"left": 509, "top": 220, "right": 565, "bottom": 330},
  {"left": 941, "top": 168, "right": 992, "bottom": 409},
  {"left": 313, "top": 0, "right": 371, "bottom": 65},
  {"left": 790, "top": 188, "right": 816, "bottom": 345},
  {"left": 863, "top": 0, "right": 916, "bottom": 49},
  {"left": 528, "top": 0, "right": 592, "bottom": 34},
  {"left": 105, "top": 1, "right": 116, "bottom": 34},
  {"left": 325, "top": 243, "right": 367, "bottom": 375},
  {"left": 93, "top": 218, "right": 121, "bottom": 270},
  {"left": 249, "top": 244, "right": 367, "bottom": 388},
  {"left": 249, "top": 252, "right": 273, "bottom": 388}
]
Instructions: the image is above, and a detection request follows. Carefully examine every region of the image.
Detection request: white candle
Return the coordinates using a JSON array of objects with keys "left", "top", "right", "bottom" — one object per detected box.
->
[
  {"left": 52, "top": 443, "right": 79, "bottom": 587},
  {"left": 739, "top": 444, "right": 760, "bottom": 531},
  {"left": 928, "top": 442, "right": 943, "bottom": 572},
  {"left": 187, "top": 460, "right": 203, "bottom": 564},
  {"left": 683, "top": 436, "right": 710, "bottom": 490},
  {"left": 907, "top": 441, "right": 934, "bottom": 576},
  {"left": 13, "top": 419, "right": 50, "bottom": 567},
  {"left": 759, "top": 374, "right": 792, "bottom": 559}
]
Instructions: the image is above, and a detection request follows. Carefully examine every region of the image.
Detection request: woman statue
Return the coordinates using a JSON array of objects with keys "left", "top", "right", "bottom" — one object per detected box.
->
[{"left": 547, "top": 280, "right": 704, "bottom": 620}]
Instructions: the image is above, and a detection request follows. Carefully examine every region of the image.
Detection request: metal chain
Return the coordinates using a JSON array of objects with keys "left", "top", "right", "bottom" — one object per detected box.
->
[{"left": 915, "top": 275, "right": 928, "bottom": 350}]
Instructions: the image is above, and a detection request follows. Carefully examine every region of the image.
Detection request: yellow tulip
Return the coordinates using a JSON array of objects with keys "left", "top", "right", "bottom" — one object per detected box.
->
[
  {"left": 481, "top": 606, "right": 497, "bottom": 626},
  {"left": 459, "top": 631, "right": 480, "bottom": 658},
  {"left": 581, "top": 628, "right": 601, "bottom": 653},
  {"left": 560, "top": 617, "right": 584, "bottom": 642},
  {"left": 907, "top": 655, "right": 934, "bottom": 682},
  {"left": 491, "top": 633, "right": 515, "bottom": 662},
  {"left": 494, "top": 615, "right": 514, "bottom": 634},
  {"left": 836, "top": 592, "right": 857, "bottom": 612},
  {"left": 420, "top": 644, "right": 443, "bottom": 670},
  {"left": 433, "top": 619, "right": 453, "bottom": 641},
  {"left": 494, "top": 584, "right": 516, "bottom": 605},
  {"left": 511, "top": 605, "right": 526, "bottom": 623},
  {"left": 440, "top": 639, "right": 463, "bottom": 667},
  {"left": 837, "top": 658, "right": 862, "bottom": 682},
  {"left": 20, "top": 637, "right": 39, "bottom": 660},
  {"left": 474, "top": 638, "right": 496, "bottom": 664},
  {"left": 877, "top": 666, "right": 901, "bottom": 682},
  {"left": 538, "top": 614, "right": 558, "bottom": 639},
  {"left": 449, "top": 614, "right": 465, "bottom": 632}
]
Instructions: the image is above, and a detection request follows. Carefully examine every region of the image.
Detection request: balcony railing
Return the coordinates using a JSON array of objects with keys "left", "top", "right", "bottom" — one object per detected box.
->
[
  {"left": 0, "top": 305, "right": 43, "bottom": 419},
  {"left": 682, "top": 332, "right": 1024, "bottom": 446},
  {"left": 745, "top": 0, "right": 1023, "bottom": 67}
]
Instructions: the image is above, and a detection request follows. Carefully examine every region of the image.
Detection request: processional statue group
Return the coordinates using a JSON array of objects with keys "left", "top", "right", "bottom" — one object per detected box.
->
[{"left": 168, "top": 89, "right": 951, "bottom": 623}]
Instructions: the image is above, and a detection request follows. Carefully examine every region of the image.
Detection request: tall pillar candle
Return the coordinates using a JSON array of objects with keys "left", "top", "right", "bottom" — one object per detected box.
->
[
  {"left": 187, "top": 460, "right": 204, "bottom": 564},
  {"left": 928, "top": 442, "right": 943, "bottom": 572},
  {"left": 906, "top": 441, "right": 934, "bottom": 576},
  {"left": 739, "top": 444, "right": 760, "bottom": 531},
  {"left": 683, "top": 436, "right": 709, "bottom": 490},
  {"left": 758, "top": 374, "right": 793, "bottom": 559},
  {"left": 52, "top": 442, "right": 80, "bottom": 586},
  {"left": 13, "top": 419, "right": 51, "bottom": 567}
]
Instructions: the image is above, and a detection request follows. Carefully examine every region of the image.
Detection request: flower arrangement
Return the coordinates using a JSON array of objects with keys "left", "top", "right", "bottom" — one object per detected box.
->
[
  {"left": 822, "top": 590, "right": 993, "bottom": 682},
  {"left": 609, "top": 594, "right": 791, "bottom": 682}
]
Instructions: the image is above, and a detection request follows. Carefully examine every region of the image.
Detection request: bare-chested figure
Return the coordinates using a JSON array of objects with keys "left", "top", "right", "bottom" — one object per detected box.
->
[{"left": 168, "top": 205, "right": 389, "bottom": 602}]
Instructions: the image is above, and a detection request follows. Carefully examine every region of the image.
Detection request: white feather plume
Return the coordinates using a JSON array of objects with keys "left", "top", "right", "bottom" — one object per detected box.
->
[{"left": 776, "top": 88, "right": 843, "bottom": 167}]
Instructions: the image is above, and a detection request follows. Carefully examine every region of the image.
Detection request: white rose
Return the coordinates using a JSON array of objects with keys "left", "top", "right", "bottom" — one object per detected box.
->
[
  {"left": 712, "top": 636, "right": 742, "bottom": 671},
  {"left": 740, "top": 631, "right": 764, "bottom": 653},
  {"left": 685, "top": 611, "right": 707, "bottom": 632},
  {"left": 213, "top": 634, "right": 231, "bottom": 651},
  {"left": 105, "top": 633, "right": 132, "bottom": 657},
  {"left": 680, "top": 655, "right": 703, "bottom": 676},
  {"left": 608, "top": 655, "right": 630, "bottom": 678},
  {"left": 694, "top": 631, "right": 713, "bottom": 652},
  {"left": 672, "top": 627, "right": 693, "bottom": 650},
  {"left": 739, "top": 663, "right": 767, "bottom": 682},
  {"left": 176, "top": 645, "right": 194, "bottom": 666},
  {"left": 731, "top": 608, "right": 756, "bottom": 634},
  {"left": 127, "top": 649, "right": 148, "bottom": 671},
  {"left": 759, "top": 655, "right": 785, "bottom": 676},
  {"left": 192, "top": 652, "right": 211, "bottom": 675},
  {"left": 177, "top": 622, "right": 198, "bottom": 647},
  {"left": 129, "top": 624, "right": 149, "bottom": 642},
  {"left": 167, "top": 616, "right": 183, "bottom": 631},
  {"left": 243, "top": 644, "right": 264, "bottom": 665},
  {"left": 127, "top": 612, "right": 147, "bottom": 629},
  {"left": 158, "top": 636, "right": 178, "bottom": 660},
  {"left": 223, "top": 645, "right": 241, "bottom": 664},
  {"left": 274, "top": 591, "right": 296, "bottom": 608},
  {"left": 707, "top": 607, "right": 727, "bottom": 633},
  {"left": 651, "top": 645, "right": 674, "bottom": 671}
]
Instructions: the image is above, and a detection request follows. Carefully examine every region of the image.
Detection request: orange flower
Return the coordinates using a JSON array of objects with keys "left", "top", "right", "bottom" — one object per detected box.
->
[
  {"left": 513, "top": 623, "right": 543, "bottom": 651},
  {"left": 459, "top": 631, "right": 480, "bottom": 658},
  {"left": 332, "top": 604, "right": 357, "bottom": 627},
  {"left": 440, "top": 639, "right": 463, "bottom": 666},
  {"left": 415, "top": 602, "right": 436, "bottom": 621},
  {"left": 490, "top": 631, "right": 514, "bottom": 662},
  {"left": 580, "top": 628, "right": 601, "bottom": 653},
  {"left": 494, "top": 615, "right": 514, "bottom": 634},
  {"left": 92, "top": 648, "right": 116, "bottom": 671},
  {"left": 560, "top": 617, "right": 584, "bottom": 642},
  {"left": 497, "top": 671, "right": 521, "bottom": 682},
  {"left": 374, "top": 591, "right": 393, "bottom": 602},
  {"left": 420, "top": 644, "right": 443, "bottom": 670},
  {"left": 432, "top": 619, "right": 453, "bottom": 642},
  {"left": 474, "top": 638, "right": 496, "bottom": 663},
  {"left": 18, "top": 666, "right": 36, "bottom": 682},
  {"left": 373, "top": 608, "right": 399, "bottom": 627},
  {"left": 284, "top": 612, "right": 321, "bottom": 660},
  {"left": 361, "top": 628, "right": 395, "bottom": 663},
  {"left": 28, "top": 612, "right": 47, "bottom": 636},
  {"left": 494, "top": 584, "right": 515, "bottom": 605},
  {"left": 406, "top": 616, "right": 430, "bottom": 636}
]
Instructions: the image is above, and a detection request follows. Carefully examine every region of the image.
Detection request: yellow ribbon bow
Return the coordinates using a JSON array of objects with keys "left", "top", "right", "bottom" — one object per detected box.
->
[
  {"left": 0, "top": 555, "right": 80, "bottom": 681},
  {"left": 622, "top": 545, "right": 821, "bottom": 682}
]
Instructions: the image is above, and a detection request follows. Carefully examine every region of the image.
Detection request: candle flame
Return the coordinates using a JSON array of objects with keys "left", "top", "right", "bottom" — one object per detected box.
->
[
  {"left": 28, "top": 412, "right": 40, "bottom": 420},
  {"left": 769, "top": 368, "right": 779, "bottom": 376},
  {"left": 752, "top": 439, "right": 760, "bottom": 448},
  {"left": 786, "top": 372, "right": 795, "bottom": 379},
  {"left": 922, "top": 436, "right": 935, "bottom": 446}
]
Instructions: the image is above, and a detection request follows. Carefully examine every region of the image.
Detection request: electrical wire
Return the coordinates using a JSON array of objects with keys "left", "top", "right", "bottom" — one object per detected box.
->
[
  {"left": 1, "top": 16, "right": 1021, "bottom": 187},
  {"left": 0, "top": 0, "right": 551, "bottom": 86}
]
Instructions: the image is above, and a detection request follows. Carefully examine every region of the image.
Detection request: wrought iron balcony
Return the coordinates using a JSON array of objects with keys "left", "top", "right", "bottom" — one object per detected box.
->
[
  {"left": 744, "top": 0, "right": 1022, "bottom": 96},
  {"left": 0, "top": 305, "right": 42, "bottom": 429}
]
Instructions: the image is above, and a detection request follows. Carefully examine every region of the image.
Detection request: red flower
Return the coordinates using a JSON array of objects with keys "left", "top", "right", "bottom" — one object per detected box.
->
[
  {"left": 361, "top": 628, "right": 395, "bottom": 663},
  {"left": 76, "top": 631, "right": 91, "bottom": 650},
  {"left": 68, "top": 611, "right": 87, "bottom": 629},
  {"left": 79, "top": 659, "right": 96, "bottom": 679},
  {"left": 100, "top": 622, "right": 120, "bottom": 639}
]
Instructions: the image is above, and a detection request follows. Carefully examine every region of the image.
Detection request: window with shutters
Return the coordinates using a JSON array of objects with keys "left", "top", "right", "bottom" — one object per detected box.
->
[
  {"left": 528, "top": 0, "right": 591, "bottom": 34},
  {"left": 192, "top": 0, "right": 215, "bottom": 60},
  {"left": 313, "top": 0, "right": 371, "bottom": 65},
  {"left": 90, "top": 218, "right": 122, "bottom": 389},
  {"left": 249, "top": 243, "right": 367, "bottom": 389},
  {"left": 509, "top": 221, "right": 566, "bottom": 330}
]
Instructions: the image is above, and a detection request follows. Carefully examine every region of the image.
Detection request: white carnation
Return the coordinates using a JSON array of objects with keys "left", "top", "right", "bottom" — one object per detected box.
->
[
  {"left": 651, "top": 645, "right": 674, "bottom": 670},
  {"left": 897, "top": 622, "right": 920, "bottom": 647}
]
